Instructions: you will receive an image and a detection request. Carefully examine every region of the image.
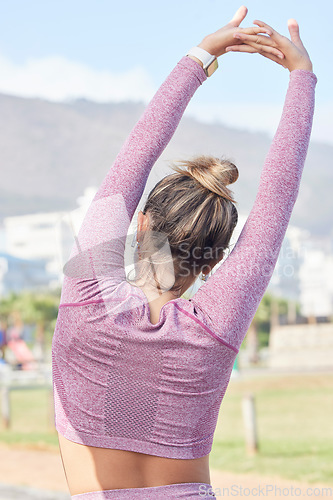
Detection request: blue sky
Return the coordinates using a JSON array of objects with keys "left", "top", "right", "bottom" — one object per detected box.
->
[{"left": 0, "top": 0, "right": 332, "bottom": 144}]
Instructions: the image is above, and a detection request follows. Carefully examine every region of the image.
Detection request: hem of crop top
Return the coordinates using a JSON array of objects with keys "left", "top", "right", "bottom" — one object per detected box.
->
[{"left": 55, "top": 421, "right": 213, "bottom": 460}]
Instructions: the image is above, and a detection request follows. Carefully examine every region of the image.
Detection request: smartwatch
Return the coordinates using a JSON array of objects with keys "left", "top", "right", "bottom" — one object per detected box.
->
[{"left": 186, "top": 46, "right": 218, "bottom": 77}]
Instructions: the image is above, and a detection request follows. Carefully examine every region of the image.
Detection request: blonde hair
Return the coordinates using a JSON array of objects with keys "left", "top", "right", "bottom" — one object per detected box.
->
[{"left": 132, "top": 155, "right": 238, "bottom": 294}]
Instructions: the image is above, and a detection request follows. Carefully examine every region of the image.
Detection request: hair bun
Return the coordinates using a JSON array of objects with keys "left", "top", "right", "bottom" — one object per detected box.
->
[{"left": 172, "top": 155, "right": 238, "bottom": 202}]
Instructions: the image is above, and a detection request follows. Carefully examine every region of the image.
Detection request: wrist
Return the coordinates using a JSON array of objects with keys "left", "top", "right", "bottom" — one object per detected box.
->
[
  {"left": 289, "top": 58, "right": 313, "bottom": 73},
  {"left": 187, "top": 55, "right": 204, "bottom": 68},
  {"left": 289, "top": 65, "right": 313, "bottom": 73},
  {"left": 198, "top": 35, "right": 225, "bottom": 58},
  {"left": 186, "top": 46, "right": 218, "bottom": 77}
]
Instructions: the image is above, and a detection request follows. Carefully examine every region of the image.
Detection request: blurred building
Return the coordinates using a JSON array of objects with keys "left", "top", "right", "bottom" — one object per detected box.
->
[
  {"left": 5, "top": 211, "right": 69, "bottom": 278},
  {"left": 2, "top": 187, "right": 97, "bottom": 290},
  {"left": 270, "top": 227, "right": 333, "bottom": 318},
  {"left": 0, "top": 224, "right": 6, "bottom": 252},
  {"left": 224, "top": 217, "right": 333, "bottom": 318},
  {"left": 268, "top": 232, "right": 333, "bottom": 370},
  {"left": 269, "top": 226, "right": 307, "bottom": 302},
  {"left": 269, "top": 322, "right": 333, "bottom": 370},
  {"left": 2, "top": 192, "right": 333, "bottom": 318},
  {"left": 299, "top": 242, "right": 333, "bottom": 318},
  {"left": 0, "top": 252, "right": 51, "bottom": 295}
]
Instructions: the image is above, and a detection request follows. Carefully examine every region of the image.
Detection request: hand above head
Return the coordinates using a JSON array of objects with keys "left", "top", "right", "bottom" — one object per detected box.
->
[
  {"left": 196, "top": 6, "right": 284, "bottom": 58},
  {"left": 225, "top": 18, "right": 313, "bottom": 72}
]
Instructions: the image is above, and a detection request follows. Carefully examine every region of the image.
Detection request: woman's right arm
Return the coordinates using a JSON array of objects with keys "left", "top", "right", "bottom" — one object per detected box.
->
[{"left": 192, "top": 20, "right": 317, "bottom": 351}]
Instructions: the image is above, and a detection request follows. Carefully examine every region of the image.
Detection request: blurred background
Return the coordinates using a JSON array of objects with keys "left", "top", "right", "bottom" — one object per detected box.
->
[{"left": 0, "top": 0, "right": 332, "bottom": 498}]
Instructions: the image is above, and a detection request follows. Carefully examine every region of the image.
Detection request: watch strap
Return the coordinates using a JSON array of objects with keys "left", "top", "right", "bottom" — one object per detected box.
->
[{"left": 186, "top": 46, "right": 218, "bottom": 77}]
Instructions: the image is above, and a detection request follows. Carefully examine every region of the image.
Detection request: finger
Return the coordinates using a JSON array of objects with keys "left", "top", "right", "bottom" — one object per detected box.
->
[
  {"left": 252, "top": 19, "right": 275, "bottom": 34},
  {"left": 229, "top": 5, "right": 248, "bottom": 27},
  {"left": 233, "top": 32, "right": 285, "bottom": 58},
  {"left": 237, "top": 26, "right": 272, "bottom": 35},
  {"left": 232, "top": 40, "right": 284, "bottom": 59},
  {"left": 225, "top": 45, "right": 257, "bottom": 54},
  {"left": 233, "top": 32, "right": 277, "bottom": 47},
  {"left": 253, "top": 19, "right": 286, "bottom": 43},
  {"left": 255, "top": 51, "right": 287, "bottom": 67},
  {"left": 287, "top": 19, "right": 304, "bottom": 48},
  {"left": 259, "top": 53, "right": 285, "bottom": 66},
  {"left": 228, "top": 45, "right": 286, "bottom": 67}
]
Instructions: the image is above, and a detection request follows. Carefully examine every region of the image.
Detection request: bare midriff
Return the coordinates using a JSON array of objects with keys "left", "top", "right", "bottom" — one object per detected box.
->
[{"left": 58, "top": 433, "right": 210, "bottom": 495}]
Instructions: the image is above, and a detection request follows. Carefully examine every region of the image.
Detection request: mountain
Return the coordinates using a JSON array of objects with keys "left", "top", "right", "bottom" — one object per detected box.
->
[{"left": 0, "top": 92, "right": 332, "bottom": 236}]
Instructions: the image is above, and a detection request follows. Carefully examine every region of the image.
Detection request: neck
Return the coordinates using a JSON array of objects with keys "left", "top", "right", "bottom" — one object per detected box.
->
[
  {"left": 138, "top": 282, "right": 180, "bottom": 306},
  {"left": 133, "top": 258, "right": 195, "bottom": 304}
]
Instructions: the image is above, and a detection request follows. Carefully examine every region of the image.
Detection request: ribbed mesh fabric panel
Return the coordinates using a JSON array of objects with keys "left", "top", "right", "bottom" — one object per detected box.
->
[
  {"left": 52, "top": 357, "right": 69, "bottom": 430},
  {"left": 104, "top": 341, "right": 159, "bottom": 440}
]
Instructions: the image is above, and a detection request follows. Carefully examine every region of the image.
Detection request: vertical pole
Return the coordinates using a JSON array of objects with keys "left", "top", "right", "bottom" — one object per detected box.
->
[
  {"left": 270, "top": 298, "right": 279, "bottom": 328},
  {"left": 247, "top": 322, "right": 259, "bottom": 364},
  {"left": 242, "top": 393, "right": 258, "bottom": 455},
  {"left": 287, "top": 301, "right": 297, "bottom": 324},
  {"left": 48, "top": 387, "right": 55, "bottom": 431},
  {"left": 1, "top": 386, "right": 10, "bottom": 429},
  {"left": 308, "top": 314, "right": 317, "bottom": 325}
]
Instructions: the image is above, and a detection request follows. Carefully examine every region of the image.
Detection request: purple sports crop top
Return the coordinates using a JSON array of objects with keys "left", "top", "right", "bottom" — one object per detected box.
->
[{"left": 52, "top": 56, "right": 317, "bottom": 459}]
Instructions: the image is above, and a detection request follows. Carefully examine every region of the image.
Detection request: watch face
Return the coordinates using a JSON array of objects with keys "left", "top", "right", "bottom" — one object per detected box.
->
[{"left": 206, "top": 59, "right": 218, "bottom": 77}]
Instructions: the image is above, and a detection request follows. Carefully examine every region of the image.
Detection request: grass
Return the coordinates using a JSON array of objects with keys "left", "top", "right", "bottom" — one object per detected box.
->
[
  {"left": 211, "top": 372, "right": 333, "bottom": 484},
  {"left": 0, "top": 388, "right": 59, "bottom": 449},
  {"left": 0, "top": 372, "right": 332, "bottom": 484}
]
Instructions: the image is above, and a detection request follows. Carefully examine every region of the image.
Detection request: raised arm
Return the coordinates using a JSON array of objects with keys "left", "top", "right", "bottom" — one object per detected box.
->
[
  {"left": 61, "top": 57, "right": 207, "bottom": 295},
  {"left": 61, "top": 7, "right": 272, "bottom": 300},
  {"left": 192, "top": 19, "right": 317, "bottom": 350}
]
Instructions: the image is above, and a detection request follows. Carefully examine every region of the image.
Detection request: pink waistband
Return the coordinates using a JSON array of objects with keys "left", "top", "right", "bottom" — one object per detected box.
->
[{"left": 71, "top": 482, "right": 216, "bottom": 498}]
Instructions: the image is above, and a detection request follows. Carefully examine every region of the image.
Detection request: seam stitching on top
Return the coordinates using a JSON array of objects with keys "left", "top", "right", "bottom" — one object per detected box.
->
[
  {"left": 174, "top": 303, "right": 239, "bottom": 354},
  {"left": 59, "top": 295, "right": 143, "bottom": 308}
]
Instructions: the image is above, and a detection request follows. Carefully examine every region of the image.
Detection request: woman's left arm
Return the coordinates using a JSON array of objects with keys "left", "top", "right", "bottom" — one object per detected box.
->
[{"left": 61, "top": 57, "right": 207, "bottom": 295}]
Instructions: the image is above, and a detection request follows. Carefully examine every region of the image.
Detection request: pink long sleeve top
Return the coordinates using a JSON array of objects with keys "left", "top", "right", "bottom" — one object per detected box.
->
[{"left": 52, "top": 56, "right": 317, "bottom": 459}]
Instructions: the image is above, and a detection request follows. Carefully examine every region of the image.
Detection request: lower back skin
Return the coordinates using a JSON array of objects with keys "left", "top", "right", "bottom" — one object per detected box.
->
[{"left": 58, "top": 433, "right": 211, "bottom": 495}]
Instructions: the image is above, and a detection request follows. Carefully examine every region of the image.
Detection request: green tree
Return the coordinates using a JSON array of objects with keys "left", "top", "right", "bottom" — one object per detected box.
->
[
  {"left": 246, "top": 293, "right": 289, "bottom": 362},
  {"left": 0, "top": 290, "right": 60, "bottom": 362}
]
